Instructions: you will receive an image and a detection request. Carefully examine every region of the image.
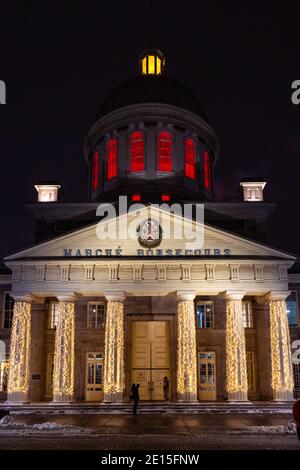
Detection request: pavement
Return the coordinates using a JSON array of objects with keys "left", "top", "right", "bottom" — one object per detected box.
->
[{"left": 0, "top": 413, "right": 300, "bottom": 450}]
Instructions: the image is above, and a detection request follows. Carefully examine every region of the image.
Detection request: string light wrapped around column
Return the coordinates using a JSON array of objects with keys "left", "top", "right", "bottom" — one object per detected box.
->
[
  {"left": 176, "top": 292, "right": 197, "bottom": 402},
  {"left": 7, "top": 300, "right": 31, "bottom": 402},
  {"left": 225, "top": 293, "right": 248, "bottom": 401},
  {"left": 52, "top": 300, "right": 75, "bottom": 402},
  {"left": 269, "top": 293, "right": 294, "bottom": 401},
  {"left": 104, "top": 293, "right": 125, "bottom": 403}
]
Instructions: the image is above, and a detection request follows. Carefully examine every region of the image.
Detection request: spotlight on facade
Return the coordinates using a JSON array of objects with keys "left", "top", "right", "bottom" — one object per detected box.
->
[
  {"left": 34, "top": 183, "right": 61, "bottom": 202},
  {"left": 240, "top": 178, "right": 266, "bottom": 202}
]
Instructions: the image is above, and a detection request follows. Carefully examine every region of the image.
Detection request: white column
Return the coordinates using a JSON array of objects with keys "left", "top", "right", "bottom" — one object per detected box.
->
[
  {"left": 52, "top": 296, "right": 75, "bottom": 403},
  {"left": 7, "top": 295, "right": 33, "bottom": 403},
  {"left": 176, "top": 291, "right": 198, "bottom": 402},
  {"left": 225, "top": 291, "right": 248, "bottom": 401},
  {"left": 103, "top": 292, "right": 125, "bottom": 403},
  {"left": 268, "top": 291, "right": 294, "bottom": 401}
]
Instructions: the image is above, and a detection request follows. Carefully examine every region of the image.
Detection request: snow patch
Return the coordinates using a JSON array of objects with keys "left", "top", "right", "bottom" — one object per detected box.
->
[{"left": 0, "top": 415, "right": 90, "bottom": 433}]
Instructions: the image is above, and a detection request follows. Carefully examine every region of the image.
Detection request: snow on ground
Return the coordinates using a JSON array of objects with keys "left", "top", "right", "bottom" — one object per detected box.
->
[
  {"left": 0, "top": 415, "right": 296, "bottom": 436},
  {"left": 0, "top": 415, "right": 91, "bottom": 433}
]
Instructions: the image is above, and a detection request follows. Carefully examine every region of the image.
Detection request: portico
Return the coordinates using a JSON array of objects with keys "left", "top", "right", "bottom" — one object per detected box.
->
[{"left": 2, "top": 206, "right": 295, "bottom": 406}]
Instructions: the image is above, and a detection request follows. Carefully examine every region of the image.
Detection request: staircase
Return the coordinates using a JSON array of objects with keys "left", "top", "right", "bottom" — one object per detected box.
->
[{"left": 0, "top": 401, "right": 293, "bottom": 415}]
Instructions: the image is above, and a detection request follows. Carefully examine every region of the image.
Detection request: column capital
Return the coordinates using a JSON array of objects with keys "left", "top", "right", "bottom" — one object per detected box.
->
[
  {"left": 11, "top": 293, "right": 35, "bottom": 303},
  {"left": 105, "top": 291, "right": 126, "bottom": 302},
  {"left": 266, "top": 290, "right": 291, "bottom": 301},
  {"left": 176, "top": 290, "right": 196, "bottom": 302},
  {"left": 224, "top": 290, "right": 246, "bottom": 301},
  {"left": 55, "top": 293, "right": 78, "bottom": 302}
]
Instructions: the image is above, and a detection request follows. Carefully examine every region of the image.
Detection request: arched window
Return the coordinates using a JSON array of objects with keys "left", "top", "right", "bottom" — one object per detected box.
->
[
  {"left": 158, "top": 131, "right": 172, "bottom": 172},
  {"left": 184, "top": 138, "right": 196, "bottom": 179},
  {"left": 91, "top": 151, "right": 99, "bottom": 190},
  {"left": 204, "top": 151, "right": 211, "bottom": 191},
  {"left": 107, "top": 138, "right": 118, "bottom": 180},
  {"left": 130, "top": 131, "right": 144, "bottom": 172}
]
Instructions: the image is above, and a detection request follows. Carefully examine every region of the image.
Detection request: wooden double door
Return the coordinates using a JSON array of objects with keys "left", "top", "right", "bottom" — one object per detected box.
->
[{"left": 131, "top": 321, "right": 171, "bottom": 401}]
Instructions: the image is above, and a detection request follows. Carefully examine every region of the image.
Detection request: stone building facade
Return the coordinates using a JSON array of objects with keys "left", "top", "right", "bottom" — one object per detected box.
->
[{"left": 0, "top": 50, "right": 299, "bottom": 406}]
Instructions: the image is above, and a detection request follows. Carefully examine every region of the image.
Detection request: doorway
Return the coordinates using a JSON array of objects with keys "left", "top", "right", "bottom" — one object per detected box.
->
[
  {"left": 85, "top": 352, "right": 103, "bottom": 401},
  {"left": 131, "top": 321, "right": 170, "bottom": 401},
  {"left": 198, "top": 351, "right": 217, "bottom": 401}
]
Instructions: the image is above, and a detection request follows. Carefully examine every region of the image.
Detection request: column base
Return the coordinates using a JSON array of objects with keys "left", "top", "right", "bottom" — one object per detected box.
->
[
  {"left": 6, "top": 391, "right": 29, "bottom": 403},
  {"left": 227, "top": 391, "right": 248, "bottom": 401},
  {"left": 177, "top": 392, "right": 198, "bottom": 402},
  {"left": 272, "top": 390, "right": 294, "bottom": 401},
  {"left": 52, "top": 393, "right": 75, "bottom": 403},
  {"left": 103, "top": 391, "right": 124, "bottom": 403}
]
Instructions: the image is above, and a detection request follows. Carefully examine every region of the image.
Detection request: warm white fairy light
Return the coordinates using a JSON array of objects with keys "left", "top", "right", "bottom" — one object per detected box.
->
[
  {"left": 176, "top": 296, "right": 197, "bottom": 401},
  {"left": 7, "top": 302, "right": 31, "bottom": 400},
  {"left": 269, "top": 298, "right": 294, "bottom": 398},
  {"left": 225, "top": 295, "right": 248, "bottom": 399},
  {"left": 103, "top": 298, "right": 124, "bottom": 402},
  {"left": 52, "top": 301, "right": 75, "bottom": 402}
]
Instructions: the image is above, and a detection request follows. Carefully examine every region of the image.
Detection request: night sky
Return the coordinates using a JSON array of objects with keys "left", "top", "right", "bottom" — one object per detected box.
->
[{"left": 0, "top": 2, "right": 299, "bottom": 259}]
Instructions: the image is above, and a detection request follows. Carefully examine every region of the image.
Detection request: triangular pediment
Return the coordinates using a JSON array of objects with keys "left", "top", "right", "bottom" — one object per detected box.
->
[{"left": 4, "top": 205, "right": 295, "bottom": 262}]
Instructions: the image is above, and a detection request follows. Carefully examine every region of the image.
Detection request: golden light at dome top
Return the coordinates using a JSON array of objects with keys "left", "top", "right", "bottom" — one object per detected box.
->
[{"left": 139, "top": 49, "right": 165, "bottom": 75}]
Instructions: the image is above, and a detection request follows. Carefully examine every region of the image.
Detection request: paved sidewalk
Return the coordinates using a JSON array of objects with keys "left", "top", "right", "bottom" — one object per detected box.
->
[{"left": 0, "top": 413, "right": 299, "bottom": 450}]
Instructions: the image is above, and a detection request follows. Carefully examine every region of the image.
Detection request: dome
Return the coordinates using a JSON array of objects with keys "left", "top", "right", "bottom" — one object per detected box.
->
[{"left": 96, "top": 75, "right": 209, "bottom": 122}]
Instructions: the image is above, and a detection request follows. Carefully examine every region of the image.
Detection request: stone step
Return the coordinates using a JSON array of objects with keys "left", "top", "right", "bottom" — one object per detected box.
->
[{"left": 0, "top": 401, "right": 293, "bottom": 415}]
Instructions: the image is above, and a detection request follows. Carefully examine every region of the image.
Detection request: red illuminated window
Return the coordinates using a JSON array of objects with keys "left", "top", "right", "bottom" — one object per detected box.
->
[
  {"left": 132, "top": 194, "right": 141, "bottom": 201},
  {"left": 184, "top": 138, "right": 196, "bottom": 179},
  {"left": 92, "top": 151, "right": 99, "bottom": 190},
  {"left": 107, "top": 138, "right": 118, "bottom": 180},
  {"left": 130, "top": 131, "right": 144, "bottom": 172},
  {"left": 161, "top": 194, "right": 170, "bottom": 201},
  {"left": 158, "top": 131, "right": 172, "bottom": 172},
  {"left": 204, "top": 151, "right": 211, "bottom": 191}
]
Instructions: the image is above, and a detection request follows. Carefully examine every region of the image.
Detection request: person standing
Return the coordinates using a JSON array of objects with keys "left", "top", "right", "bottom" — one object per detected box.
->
[
  {"left": 163, "top": 376, "right": 169, "bottom": 401},
  {"left": 131, "top": 383, "right": 140, "bottom": 415},
  {"left": 293, "top": 398, "right": 300, "bottom": 441}
]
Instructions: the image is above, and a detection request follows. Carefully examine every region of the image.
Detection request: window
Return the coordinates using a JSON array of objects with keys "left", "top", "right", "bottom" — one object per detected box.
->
[
  {"left": 0, "top": 354, "right": 9, "bottom": 392},
  {"left": 3, "top": 293, "right": 14, "bottom": 329},
  {"left": 130, "top": 131, "right": 144, "bottom": 172},
  {"left": 107, "top": 138, "right": 118, "bottom": 180},
  {"left": 184, "top": 138, "right": 196, "bottom": 179},
  {"left": 204, "top": 151, "right": 211, "bottom": 191},
  {"left": 246, "top": 351, "right": 256, "bottom": 393},
  {"left": 286, "top": 292, "right": 298, "bottom": 327},
  {"left": 45, "top": 353, "right": 55, "bottom": 397},
  {"left": 91, "top": 151, "right": 99, "bottom": 190},
  {"left": 87, "top": 303, "right": 105, "bottom": 329},
  {"left": 293, "top": 363, "right": 300, "bottom": 391},
  {"left": 158, "top": 131, "right": 172, "bottom": 172},
  {"left": 48, "top": 302, "right": 59, "bottom": 329},
  {"left": 242, "top": 301, "right": 253, "bottom": 328},
  {"left": 196, "top": 302, "right": 214, "bottom": 328}
]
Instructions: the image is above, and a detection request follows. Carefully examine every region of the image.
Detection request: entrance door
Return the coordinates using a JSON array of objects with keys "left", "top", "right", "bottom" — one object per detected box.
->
[
  {"left": 131, "top": 321, "right": 170, "bottom": 401},
  {"left": 198, "top": 352, "right": 217, "bottom": 401},
  {"left": 85, "top": 352, "right": 103, "bottom": 401}
]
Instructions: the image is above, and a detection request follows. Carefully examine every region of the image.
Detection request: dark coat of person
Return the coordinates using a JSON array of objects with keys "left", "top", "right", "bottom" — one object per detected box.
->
[
  {"left": 293, "top": 399, "right": 300, "bottom": 426},
  {"left": 293, "top": 399, "right": 300, "bottom": 441},
  {"left": 131, "top": 384, "right": 140, "bottom": 401}
]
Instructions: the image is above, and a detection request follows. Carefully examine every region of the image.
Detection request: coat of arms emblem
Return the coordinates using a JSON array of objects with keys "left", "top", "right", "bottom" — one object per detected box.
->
[{"left": 137, "top": 219, "right": 162, "bottom": 248}]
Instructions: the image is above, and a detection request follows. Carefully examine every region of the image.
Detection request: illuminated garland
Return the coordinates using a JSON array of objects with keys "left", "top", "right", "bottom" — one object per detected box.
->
[
  {"left": 269, "top": 299, "right": 294, "bottom": 395},
  {"left": 52, "top": 301, "right": 75, "bottom": 401},
  {"left": 7, "top": 302, "right": 31, "bottom": 400},
  {"left": 103, "top": 300, "right": 124, "bottom": 401},
  {"left": 176, "top": 299, "right": 197, "bottom": 401},
  {"left": 225, "top": 297, "right": 248, "bottom": 397}
]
